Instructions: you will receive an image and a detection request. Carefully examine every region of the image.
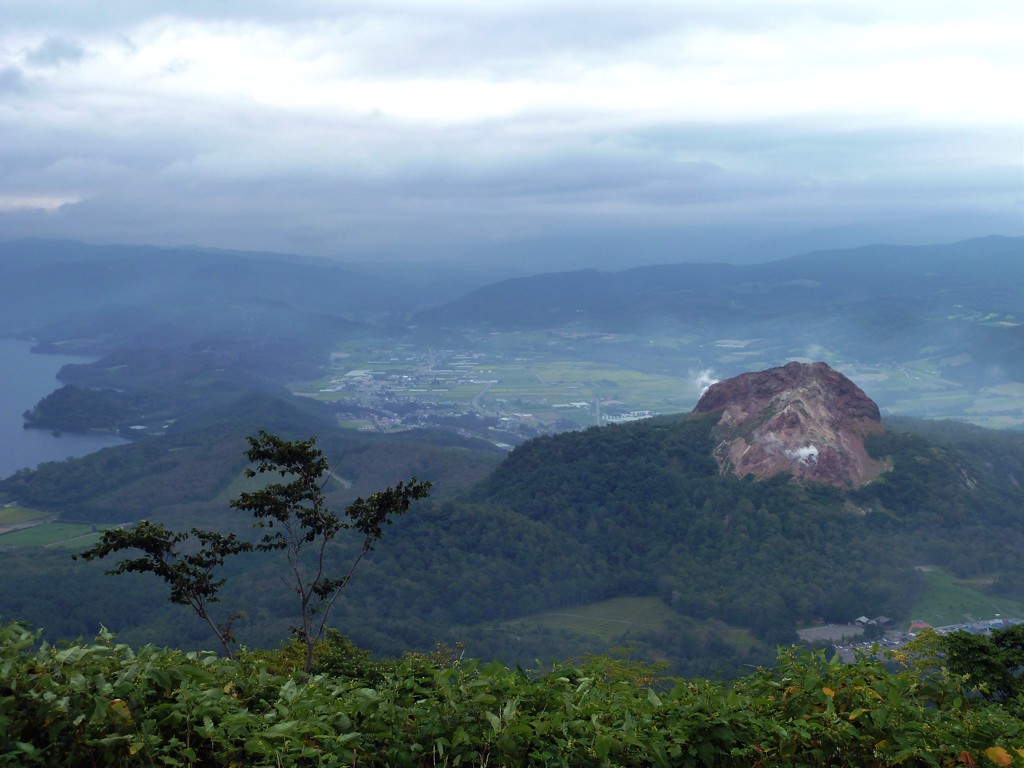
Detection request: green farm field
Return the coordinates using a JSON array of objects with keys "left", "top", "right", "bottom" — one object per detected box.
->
[
  {"left": 0, "top": 506, "right": 49, "bottom": 526},
  {"left": 908, "top": 567, "right": 1024, "bottom": 628},
  {"left": 47, "top": 531, "right": 108, "bottom": 550},
  {"left": 0, "top": 523, "right": 105, "bottom": 548},
  {"left": 300, "top": 333, "right": 1024, "bottom": 430},
  {"left": 297, "top": 335, "right": 706, "bottom": 423}
]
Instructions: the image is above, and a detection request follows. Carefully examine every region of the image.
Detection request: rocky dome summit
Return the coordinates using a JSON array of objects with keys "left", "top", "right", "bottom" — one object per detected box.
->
[{"left": 692, "top": 361, "right": 887, "bottom": 487}]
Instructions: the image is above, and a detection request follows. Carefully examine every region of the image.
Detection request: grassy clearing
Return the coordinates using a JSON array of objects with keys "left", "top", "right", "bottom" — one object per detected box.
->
[
  {"left": 0, "top": 523, "right": 103, "bottom": 547},
  {"left": 212, "top": 469, "right": 275, "bottom": 504},
  {"left": 0, "top": 506, "right": 49, "bottom": 526},
  {"left": 908, "top": 567, "right": 1024, "bottom": 628},
  {"left": 503, "top": 597, "right": 679, "bottom": 645},
  {"left": 966, "top": 393, "right": 1024, "bottom": 416},
  {"left": 337, "top": 418, "right": 375, "bottom": 430},
  {"left": 493, "top": 596, "right": 755, "bottom": 657}
]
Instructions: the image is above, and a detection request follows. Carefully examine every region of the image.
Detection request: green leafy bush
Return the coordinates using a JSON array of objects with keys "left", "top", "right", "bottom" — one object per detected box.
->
[{"left": 2, "top": 621, "right": 1023, "bottom": 767}]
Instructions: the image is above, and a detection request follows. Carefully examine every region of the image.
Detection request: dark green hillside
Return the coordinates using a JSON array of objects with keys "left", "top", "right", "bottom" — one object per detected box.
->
[
  {"left": 22, "top": 384, "right": 150, "bottom": 433},
  {"left": 418, "top": 413, "right": 1024, "bottom": 667},
  {"left": 0, "top": 393, "right": 504, "bottom": 652},
  {"left": 5, "top": 402, "right": 1024, "bottom": 674},
  {"left": 309, "top": 412, "right": 1024, "bottom": 673},
  {"left": 459, "top": 416, "right": 908, "bottom": 634},
  {"left": 1, "top": 393, "right": 502, "bottom": 523},
  {"left": 886, "top": 416, "right": 1024, "bottom": 486}
]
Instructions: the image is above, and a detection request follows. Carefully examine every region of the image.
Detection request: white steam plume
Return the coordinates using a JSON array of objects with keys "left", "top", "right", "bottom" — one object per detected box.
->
[
  {"left": 694, "top": 369, "right": 719, "bottom": 395},
  {"left": 785, "top": 445, "right": 819, "bottom": 464}
]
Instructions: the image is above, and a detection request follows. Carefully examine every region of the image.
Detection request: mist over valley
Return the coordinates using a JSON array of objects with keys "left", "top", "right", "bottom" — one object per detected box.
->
[{"left": 1, "top": 235, "right": 1023, "bottom": 675}]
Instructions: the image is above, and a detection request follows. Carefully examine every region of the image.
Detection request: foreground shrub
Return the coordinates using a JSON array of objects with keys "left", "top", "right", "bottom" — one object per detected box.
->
[{"left": 2, "top": 621, "right": 1023, "bottom": 766}]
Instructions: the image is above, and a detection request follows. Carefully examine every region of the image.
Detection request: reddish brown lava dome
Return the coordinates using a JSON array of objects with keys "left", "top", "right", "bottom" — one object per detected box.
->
[{"left": 692, "top": 361, "right": 887, "bottom": 487}]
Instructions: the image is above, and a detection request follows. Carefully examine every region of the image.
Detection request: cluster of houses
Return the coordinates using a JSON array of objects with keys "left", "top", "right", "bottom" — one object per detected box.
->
[
  {"left": 313, "top": 346, "right": 659, "bottom": 445},
  {"left": 832, "top": 615, "right": 1022, "bottom": 663}
]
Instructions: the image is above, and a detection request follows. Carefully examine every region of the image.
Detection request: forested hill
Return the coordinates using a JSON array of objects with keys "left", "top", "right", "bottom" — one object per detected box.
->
[
  {"left": 317, "top": 407, "right": 1024, "bottom": 673},
  {"left": 5, "top": 397, "right": 1024, "bottom": 675},
  {"left": 422, "top": 410, "right": 1024, "bottom": 666}
]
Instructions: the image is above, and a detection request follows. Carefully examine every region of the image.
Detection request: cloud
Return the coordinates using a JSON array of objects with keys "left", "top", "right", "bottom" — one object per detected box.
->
[
  {"left": 0, "top": 1, "right": 1020, "bottom": 261},
  {"left": 26, "top": 37, "right": 85, "bottom": 67},
  {"left": 0, "top": 66, "right": 26, "bottom": 93},
  {"left": 0, "top": 195, "right": 81, "bottom": 212}
]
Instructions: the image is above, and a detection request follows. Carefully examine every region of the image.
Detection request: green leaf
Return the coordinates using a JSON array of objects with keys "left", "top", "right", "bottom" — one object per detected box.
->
[
  {"left": 263, "top": 721, "right": 299, "bottom": 738},
  {"left": 54, "top": 646, "right": 90, "bottom": 664},
  {"left": 594, "top": 734, "right": 617, "bottom": 759},
  {"left": 502, "top": 697, "right": 518, "bottom": 721}
]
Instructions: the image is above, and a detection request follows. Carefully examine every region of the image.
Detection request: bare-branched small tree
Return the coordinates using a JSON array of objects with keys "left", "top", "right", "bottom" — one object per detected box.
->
[
  {"left": 76, "top": 430, "right": 430, "bottom": 670},
  {"left": 231, "top": 430, "right": 431, "bottom": 672}
]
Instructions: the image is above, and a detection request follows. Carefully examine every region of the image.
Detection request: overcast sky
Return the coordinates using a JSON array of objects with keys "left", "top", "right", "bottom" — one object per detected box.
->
[{"left": 1, "top": 1, "right": 1021, "bottom": 267}]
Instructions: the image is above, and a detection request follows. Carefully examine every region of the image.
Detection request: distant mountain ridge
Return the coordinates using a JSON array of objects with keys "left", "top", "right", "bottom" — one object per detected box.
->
[
  {"left": 412, "top": 235, "right": 1024, "bottom": 415},
  {"left": 415, "top": 235, "right": 1024, "bottom": 331},
  {"left": 693, "top": 361, "right": 886, "bottom": 487}
]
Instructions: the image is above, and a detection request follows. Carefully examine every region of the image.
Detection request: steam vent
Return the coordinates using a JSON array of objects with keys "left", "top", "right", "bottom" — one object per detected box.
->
[{"left": 692, "top": 361, "right": 886, "bottom": 487}]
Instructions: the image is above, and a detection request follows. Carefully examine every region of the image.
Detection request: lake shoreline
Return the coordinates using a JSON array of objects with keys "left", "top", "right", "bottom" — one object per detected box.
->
[{"left": 0, "top": 338, "right": 129, "bottom": 480}]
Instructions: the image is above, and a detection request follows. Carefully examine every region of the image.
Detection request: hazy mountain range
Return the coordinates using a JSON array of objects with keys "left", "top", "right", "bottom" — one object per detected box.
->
[{"left": 416, "top": 235, "right": 1024, "bottom": 387}]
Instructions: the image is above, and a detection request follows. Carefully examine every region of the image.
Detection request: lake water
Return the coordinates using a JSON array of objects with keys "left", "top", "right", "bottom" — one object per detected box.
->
[{"left": 0, "top": 338, "right": 128, "bottom": 480}]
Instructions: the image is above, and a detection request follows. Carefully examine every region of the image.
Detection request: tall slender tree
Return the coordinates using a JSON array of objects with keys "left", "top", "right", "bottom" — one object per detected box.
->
[{"left": 231, "top": 431, "right": 430, "bottom": 672}]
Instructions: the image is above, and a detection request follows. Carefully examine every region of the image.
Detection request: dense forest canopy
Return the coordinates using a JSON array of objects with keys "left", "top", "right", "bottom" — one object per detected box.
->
[{"left": 5, "top": 401, "right": 1024, "bottom": 676}]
